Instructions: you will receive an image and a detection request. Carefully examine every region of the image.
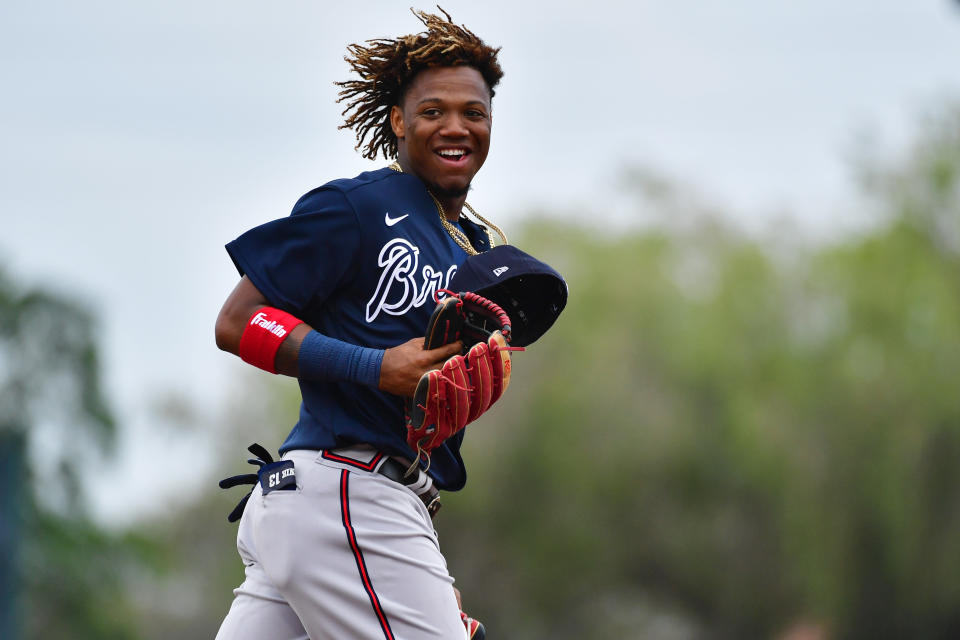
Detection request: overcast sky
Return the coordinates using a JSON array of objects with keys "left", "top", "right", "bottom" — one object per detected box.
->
[{"left": 2, "top": 0, "right": 958, "bottom": 524}]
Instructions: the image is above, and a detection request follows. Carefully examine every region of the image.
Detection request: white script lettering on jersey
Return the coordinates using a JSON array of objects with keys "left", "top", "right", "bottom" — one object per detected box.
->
[
  {"left": 250, "top": 311, "right": 290, "bottom": 338},
  {"left": 366, "top": 238, "right": 457, "bottom": 323}
]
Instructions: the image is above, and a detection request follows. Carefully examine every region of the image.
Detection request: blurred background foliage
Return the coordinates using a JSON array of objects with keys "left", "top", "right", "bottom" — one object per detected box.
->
[{"left": 2, "top": 103, "right": 959, "bottom": 639}]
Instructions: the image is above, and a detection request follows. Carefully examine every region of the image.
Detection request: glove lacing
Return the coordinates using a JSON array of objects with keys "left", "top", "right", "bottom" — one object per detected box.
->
[{"left": 435, "top": 289, "right": 514, "bottom": 343}]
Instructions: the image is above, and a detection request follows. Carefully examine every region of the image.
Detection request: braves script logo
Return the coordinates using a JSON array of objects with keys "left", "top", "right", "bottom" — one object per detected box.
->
[
  {"left": 250, "top": 311, "right": 290, "bottom": 337},
  {"left": 366, "top": 238, "right": 457, "bottom": 322}
]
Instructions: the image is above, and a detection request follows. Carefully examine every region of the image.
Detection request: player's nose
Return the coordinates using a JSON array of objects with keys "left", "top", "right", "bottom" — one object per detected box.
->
[{"left": 438, "top": 113, "right": 469, "bottom": 138}]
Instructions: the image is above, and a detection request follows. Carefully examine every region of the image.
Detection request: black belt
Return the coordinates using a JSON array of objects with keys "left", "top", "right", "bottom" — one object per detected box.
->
[{"left": 377, "top": 457, "right": 442, "bottom": 519}]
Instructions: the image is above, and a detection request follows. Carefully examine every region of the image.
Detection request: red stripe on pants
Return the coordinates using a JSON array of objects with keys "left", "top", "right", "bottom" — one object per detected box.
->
[{"left": 340, "top": 470, "right": 395, "bottom": 640}]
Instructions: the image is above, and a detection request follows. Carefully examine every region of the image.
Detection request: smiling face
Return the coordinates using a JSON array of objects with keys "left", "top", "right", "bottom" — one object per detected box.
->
[{"left": 390, "top": 66, "right": 492, "bottom": 213}]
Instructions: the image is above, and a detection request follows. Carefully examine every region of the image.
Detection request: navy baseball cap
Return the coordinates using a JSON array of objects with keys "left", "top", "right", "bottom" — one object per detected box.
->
[{"left": 449, "top": 244, "right": 568, "bottom": 347}]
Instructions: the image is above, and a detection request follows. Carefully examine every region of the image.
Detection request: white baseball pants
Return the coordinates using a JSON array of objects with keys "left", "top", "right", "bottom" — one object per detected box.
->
[{"left": 215, "top": 447, "right": 466, "bottom": 640}]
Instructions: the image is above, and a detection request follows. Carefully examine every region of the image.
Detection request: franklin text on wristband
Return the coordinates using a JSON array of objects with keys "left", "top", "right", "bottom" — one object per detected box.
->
[{"left": 238, "top": 307, "right": 303, "bottom": 374}]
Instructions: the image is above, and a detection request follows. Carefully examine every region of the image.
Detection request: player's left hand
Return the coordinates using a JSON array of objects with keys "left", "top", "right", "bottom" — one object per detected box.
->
[{"left": 379, "top": 337, "right": 463, "bottom": 397}]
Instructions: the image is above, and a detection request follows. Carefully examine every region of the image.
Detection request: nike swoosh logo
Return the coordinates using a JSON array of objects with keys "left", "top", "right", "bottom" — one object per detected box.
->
[{"left": 385, "top": 212, "right": 409, "bottom": 226}]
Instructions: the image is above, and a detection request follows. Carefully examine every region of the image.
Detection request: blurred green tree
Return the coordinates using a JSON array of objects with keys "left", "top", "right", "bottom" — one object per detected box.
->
[{"left": 0, "top": 270, "right": 146, "bottom": 639}]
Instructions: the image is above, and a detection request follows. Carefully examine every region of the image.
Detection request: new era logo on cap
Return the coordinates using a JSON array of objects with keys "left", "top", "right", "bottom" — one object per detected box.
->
[{"left": 493, "top": 266, "right": 509, "bottom": 277}]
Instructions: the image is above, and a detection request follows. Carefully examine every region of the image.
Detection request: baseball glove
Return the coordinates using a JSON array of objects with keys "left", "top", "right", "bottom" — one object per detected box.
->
[{"left": 405, "top": 291, "right": 521, "bottom": 466}]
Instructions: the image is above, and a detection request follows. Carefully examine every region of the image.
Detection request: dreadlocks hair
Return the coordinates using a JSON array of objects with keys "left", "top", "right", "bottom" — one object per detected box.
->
[{"left": 336, "top": 7, "right": 503, "bottom": 161}]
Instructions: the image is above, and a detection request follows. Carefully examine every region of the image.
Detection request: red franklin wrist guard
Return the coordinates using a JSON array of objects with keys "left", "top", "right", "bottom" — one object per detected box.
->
[{"left": 238, "top": 307, "right": 303, "bottom": 373}]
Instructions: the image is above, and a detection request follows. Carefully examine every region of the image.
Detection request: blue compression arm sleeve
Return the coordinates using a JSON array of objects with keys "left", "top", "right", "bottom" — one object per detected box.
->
[{"left": 297, "top": 330, "right": 384, "bottom": 388}]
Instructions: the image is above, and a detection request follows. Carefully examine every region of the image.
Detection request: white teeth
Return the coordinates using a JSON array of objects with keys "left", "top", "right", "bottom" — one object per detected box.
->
[{"left": 438, "top": 149, "right": 466, "bottom": 157}]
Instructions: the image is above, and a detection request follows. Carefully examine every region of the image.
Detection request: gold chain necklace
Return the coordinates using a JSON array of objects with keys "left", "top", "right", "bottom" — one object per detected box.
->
[{"left": 388, "top": 161, "right": 508, "bottom": 256}]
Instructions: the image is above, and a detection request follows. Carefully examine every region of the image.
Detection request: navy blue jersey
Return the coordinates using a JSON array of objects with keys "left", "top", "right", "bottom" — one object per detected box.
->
[{"left": 225, "top": 167, "right": 493, "bottom": 490}]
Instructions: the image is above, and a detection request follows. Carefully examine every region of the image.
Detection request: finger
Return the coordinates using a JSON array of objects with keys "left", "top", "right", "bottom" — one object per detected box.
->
[
  {"left": 422, "top": 341, "right": 463, "bottom": 371},
  {"left": 426, "top": 340, "right": 462, "bottom": 359}
]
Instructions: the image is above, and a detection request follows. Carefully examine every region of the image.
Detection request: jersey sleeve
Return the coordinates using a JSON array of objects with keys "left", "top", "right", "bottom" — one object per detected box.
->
[{"left": 225, "top": 187, "right": 361, "bottom": 314}]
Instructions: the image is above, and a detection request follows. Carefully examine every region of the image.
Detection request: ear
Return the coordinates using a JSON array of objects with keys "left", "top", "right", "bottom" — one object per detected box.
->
[{"left": 390, "top": 105, "right": 405, "bottom": 140}]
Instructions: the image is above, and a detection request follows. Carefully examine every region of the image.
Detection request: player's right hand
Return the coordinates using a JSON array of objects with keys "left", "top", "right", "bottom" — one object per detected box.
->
[{"left": 379, "top": 337, "right": 462, "bottom": 397}]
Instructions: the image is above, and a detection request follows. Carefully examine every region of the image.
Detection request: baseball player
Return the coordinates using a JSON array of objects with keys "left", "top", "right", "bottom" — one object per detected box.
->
[{"left": 214, "top": 10, "right": 505, "bottom": 640}]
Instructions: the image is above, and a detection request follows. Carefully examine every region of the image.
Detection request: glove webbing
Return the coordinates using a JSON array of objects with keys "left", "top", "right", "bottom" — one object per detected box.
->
[{"left": 442, "top": 289, "right": 514, "bottom": 345}]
